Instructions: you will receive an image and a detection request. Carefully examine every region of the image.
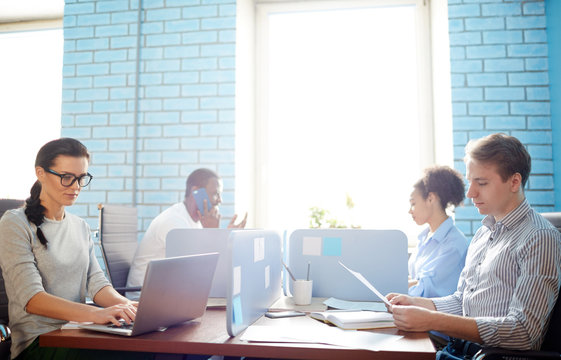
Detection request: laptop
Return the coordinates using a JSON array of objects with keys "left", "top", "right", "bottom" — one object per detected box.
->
[
  {"left": 79, "top": 253, "right": 218, "bottom": 336},
  {"left": 166, "top": 228, "right": 232, "bottom": 298}
]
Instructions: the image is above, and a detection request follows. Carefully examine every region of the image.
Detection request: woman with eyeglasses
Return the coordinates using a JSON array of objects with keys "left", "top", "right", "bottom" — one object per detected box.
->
[{"left": 0, "top": 138, "right": 151, "bottom": 360}]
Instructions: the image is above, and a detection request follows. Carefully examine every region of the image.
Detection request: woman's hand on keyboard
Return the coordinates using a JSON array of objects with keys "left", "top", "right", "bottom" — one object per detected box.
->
[{"left": 89, "top": 303, "right": 137, "bottom": 326}]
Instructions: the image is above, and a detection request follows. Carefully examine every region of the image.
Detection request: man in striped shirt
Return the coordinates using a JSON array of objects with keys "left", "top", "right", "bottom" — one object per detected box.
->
[{"left": 388, "top": 133, "right": 561, "bottom": 351}]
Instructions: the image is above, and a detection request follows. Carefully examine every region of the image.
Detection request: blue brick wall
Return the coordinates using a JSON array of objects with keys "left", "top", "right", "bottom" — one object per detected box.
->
[
  {"left": 449, "top": 0, "right": 553, "bottom": 237},
  {"left": 61, "top": 0, "right": 556, "bottom": 245},
  {"left": 546, "top": 0, "right": 561, "bottom": 210},
  {"left": 62, "top": 0, "right": 237, "bottom": 237}
]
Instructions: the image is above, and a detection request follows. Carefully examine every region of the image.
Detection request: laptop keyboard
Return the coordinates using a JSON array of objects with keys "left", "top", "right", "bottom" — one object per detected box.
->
[{"left": 108, "top": 322, "right": 134, "bottom": 329}]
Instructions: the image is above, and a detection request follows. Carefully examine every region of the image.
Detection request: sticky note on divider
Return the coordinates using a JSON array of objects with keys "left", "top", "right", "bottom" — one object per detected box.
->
[
  {"left": 254, "top": 237, "right": 265, "bottom": 262},
  {"left": 322, "top": 237, "right": 342, "bottom": 256},
  {"left": 232, "top": 295, "right": 243, "bottom": 325},
  {"left": 302, "top": 237, "right": 322, "bottom": 256},
  {"left": 265, "top": 265, "right": 270, "bottom": 289},
  {"left": 233, "top": 266, "right": 241, "bottom": 295}
]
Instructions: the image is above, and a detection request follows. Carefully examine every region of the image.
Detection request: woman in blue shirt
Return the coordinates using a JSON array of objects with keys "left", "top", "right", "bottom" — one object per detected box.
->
[{"left": 408, "top": 165, "right": 468, "bottom": 298}]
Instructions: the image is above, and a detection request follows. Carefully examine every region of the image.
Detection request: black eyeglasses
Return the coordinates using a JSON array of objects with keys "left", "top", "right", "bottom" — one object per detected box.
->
[{"left": 46, "top": 169, "right": 93, "bottom": 187}]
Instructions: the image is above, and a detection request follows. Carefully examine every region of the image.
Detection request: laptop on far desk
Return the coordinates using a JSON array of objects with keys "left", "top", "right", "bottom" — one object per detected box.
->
[
  {"left": 79, "top": 253, "right": 219, "bottom": 336},
  {"left": 166, "top": 228, "right": 232, "bottom": 299}
]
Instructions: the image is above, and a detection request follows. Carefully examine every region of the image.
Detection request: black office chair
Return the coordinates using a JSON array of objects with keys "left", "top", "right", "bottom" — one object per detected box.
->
[
  {"left": 97, "top": 204, "right": 142, "bottom": 295},
  {"left": 542, "top": 212, "right": 561, "bottom": 233},
  {"left": 473, "top": 212, "right": 561, "bottom": 360},
  {"left": 474, "top": 290, "right": 561, "bottom": 359},
  {"left": 0, "top": 267, "right": 10, "bottom": 360},
  {"left": 0, "top": 199, "right": 25, "bottom": 360}
]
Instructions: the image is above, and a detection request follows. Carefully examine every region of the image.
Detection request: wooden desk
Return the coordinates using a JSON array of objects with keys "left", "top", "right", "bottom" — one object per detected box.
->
[{"left": 40, "top": 309, "right": 435, "bottom": 360}]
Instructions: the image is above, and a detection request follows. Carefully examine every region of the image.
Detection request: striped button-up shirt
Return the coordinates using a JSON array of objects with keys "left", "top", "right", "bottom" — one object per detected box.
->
[{"left": 432, "top": 199, "right": 561, "bottom": 350}]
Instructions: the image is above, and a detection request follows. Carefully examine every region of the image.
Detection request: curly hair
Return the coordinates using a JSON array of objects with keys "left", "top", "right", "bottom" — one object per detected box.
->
[
  {"left": 25, "top": 138, "right": 90, "bottom": 248},
  {"left": 413, "top": 165, "right": 465, "bottom": 210}
]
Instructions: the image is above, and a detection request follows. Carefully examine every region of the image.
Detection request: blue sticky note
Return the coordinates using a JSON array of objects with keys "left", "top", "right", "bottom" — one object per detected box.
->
[
  {"left": 322, "top": 237, "right": 342, "bottom": 256},
  {"left": 232, "top": 295, "right": 243, "bottom": 325}
]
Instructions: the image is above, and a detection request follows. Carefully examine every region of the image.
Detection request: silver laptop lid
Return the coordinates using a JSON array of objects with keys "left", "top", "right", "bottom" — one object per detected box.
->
[
  {"left": 131, "top": 252, "right": 219, "bottom": 336},
  {"left": 165, "top": 228, "right": 232, "bottom": 298}
]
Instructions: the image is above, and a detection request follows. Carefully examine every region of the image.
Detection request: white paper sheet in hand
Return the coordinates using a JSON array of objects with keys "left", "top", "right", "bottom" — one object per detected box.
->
[{"left": 338, "top": 261, "right": 392, "bottom": 306}]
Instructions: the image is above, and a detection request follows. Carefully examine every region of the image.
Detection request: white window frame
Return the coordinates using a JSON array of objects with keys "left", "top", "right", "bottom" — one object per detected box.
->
[
  {"left": 236, "top": 0, "right": 452, "bottom": 229},
  {"left": 0, "top": 11, "right": 63, "bottom": 198},
  {"left": 0, "top": 0, "right": 63, "bottom": 26}
]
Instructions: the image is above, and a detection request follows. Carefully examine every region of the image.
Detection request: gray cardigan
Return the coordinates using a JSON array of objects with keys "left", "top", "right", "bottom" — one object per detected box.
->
[{"left": 0, "top": 208, "right": 110, "bottom": 358}]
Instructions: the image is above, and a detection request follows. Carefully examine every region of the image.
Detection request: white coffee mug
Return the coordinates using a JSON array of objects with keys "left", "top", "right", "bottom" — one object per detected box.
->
[{"left": 292, "top": 279, "right": 313, "bottom": 305}]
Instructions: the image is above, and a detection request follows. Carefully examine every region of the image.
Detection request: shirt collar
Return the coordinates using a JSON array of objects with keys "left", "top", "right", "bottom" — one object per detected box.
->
[
  {"left": 418, "top": 217, "right": 454, "bottom": 244},
  {"left": 481, "top": 198, "right": 530, "bottom": 231}
]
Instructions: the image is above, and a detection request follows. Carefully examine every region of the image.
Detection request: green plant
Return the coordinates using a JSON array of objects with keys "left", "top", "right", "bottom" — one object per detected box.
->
[
  {"left": 326, "top": 218, "right": 346, "bottom": 228},
  {"left": 309, "top": 206, "right": 328, "bottom": 228},
  {"left": 308, "top": 206, "right": 347, "bottom": 228},
  {"left": 308, "top": 194, "right": 361, "bottom": 229},
  {"left": 346, "top": 193, "right": 355, "bottom": 210}
]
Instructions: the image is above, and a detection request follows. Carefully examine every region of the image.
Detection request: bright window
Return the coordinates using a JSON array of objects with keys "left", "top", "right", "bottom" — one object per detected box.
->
[
  {"left": 0, "top": 28, "right": 63, "bottom": 199},
  {"left": 246, "top": 0, "right": 438, "bottom": 241}
]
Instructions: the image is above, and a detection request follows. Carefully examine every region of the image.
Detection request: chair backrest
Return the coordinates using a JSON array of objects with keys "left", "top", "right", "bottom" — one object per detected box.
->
[
  {"left": 0, "top": 200, "right": 24, "bottom": 218},
  {"left": 541, "top": 284, "right": 561, "bottom": 352},
  {"left": 0, "top": 199, "right": 25, "bottom": 324},
  {"left": 98, "top": 204, "right": 138, "bottom": 289},
  {"left": 540, "top": 212, "right": 561, "bottom": 351},
  {"left": 541, "top": 212, "right": 561, "bottom": 233}
]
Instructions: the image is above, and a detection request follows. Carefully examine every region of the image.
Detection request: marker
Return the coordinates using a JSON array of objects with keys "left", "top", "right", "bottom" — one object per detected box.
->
[
  {"left": 306, "top": 261, "right": 311, "bottom": 281},
  {"left": 281, "top": 259, "right": 296, "bottom": 281}
]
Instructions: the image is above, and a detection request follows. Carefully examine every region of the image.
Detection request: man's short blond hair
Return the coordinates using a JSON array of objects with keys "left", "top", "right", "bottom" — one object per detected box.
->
[{"left": 464, "top": 133, "right": 531, "bottom": 187}]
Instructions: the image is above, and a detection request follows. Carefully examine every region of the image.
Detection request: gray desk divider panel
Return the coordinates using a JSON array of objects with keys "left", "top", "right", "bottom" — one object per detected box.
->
[
  {"left": 165, "top": 228, "right": 232, "bottom": 298},
  {"left": 285, "top": 229, "right": 408, "bottom": 301},
  {"left": 226, "top": 230, "right": 282, "bottom": 337}
]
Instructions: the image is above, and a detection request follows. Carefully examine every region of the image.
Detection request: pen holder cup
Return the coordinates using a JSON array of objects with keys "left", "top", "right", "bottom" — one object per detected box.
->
[{"left": 292, "top": 279, "right": 313, "bottom": 305}]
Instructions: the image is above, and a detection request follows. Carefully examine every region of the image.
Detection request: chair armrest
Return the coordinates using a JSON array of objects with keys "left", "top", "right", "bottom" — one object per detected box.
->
[
  {"left": 113, "top": 286, "right": 142, "bottom": 295},
  {"left": 474, "top": 347, "right": 561, "bottom": 360}
]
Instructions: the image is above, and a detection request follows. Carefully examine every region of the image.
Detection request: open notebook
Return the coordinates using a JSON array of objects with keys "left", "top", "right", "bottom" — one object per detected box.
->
[
  {"left": 79, "top": 253, "right": 218, "bottom": 336},
  {"left": 309, "top": 310, "right": 395, "bottom": 330}
]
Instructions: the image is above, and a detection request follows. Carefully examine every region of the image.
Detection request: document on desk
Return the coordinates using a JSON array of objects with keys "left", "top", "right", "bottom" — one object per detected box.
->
[
  {"left": 240, "top": 324, "right": 401, "bottom": 351},
  {"left": 206, "top": 297, "right": 227, "bottom": 308},
  {"left": 61, "top": 321, "right": 92, "bottom": 330},
  {"left": 268, "top": 296, "right": 328, "bottom": 312},
  {"left": 339, "top": 261, "right": 392, "bottom": 307}
]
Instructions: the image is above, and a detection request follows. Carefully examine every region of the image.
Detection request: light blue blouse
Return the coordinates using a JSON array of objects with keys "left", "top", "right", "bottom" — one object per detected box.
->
[{"left": 408, "top": 217, "right": 468, "bottom": 298}]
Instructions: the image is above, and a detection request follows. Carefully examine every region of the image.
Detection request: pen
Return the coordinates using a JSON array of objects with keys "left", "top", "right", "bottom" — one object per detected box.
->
[
  {"left": 281, "top": 259, "right": 296, "bottom": 281},
  {"left": 306, "top": 261, "right": 311, "bottom": 281}
]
